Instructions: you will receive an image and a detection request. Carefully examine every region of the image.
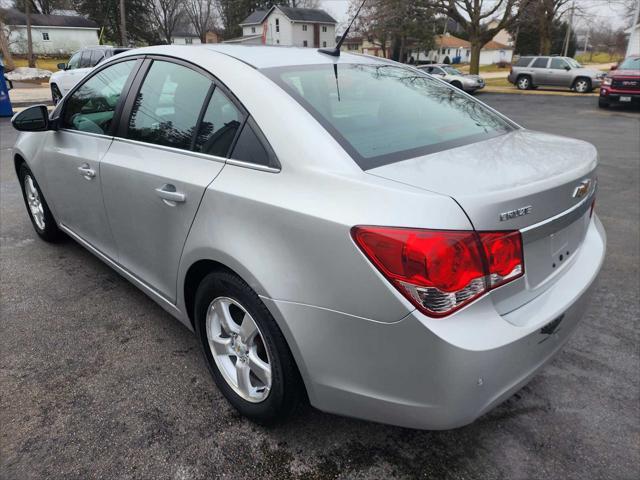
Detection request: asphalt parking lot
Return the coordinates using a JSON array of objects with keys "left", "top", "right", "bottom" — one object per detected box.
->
[{"left": 1, "top": 94, "right": 638, "bottom": 480}]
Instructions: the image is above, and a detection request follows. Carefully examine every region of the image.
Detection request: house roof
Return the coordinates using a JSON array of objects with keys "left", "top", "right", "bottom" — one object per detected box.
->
[
  {"left": 240, "top": 10, "right": 269, "bottom": 26},
  {"left": 277, "top": 6, "right": 337, "bottom": 24},
  {"left": 0, "top": 8, "right": 98, "bottom": 28},
  {"left": 436, "top": 34, "right": 470, "bottom": 48},
  {"left": 240, "top": 6, "right": 336, "bottom": 26},
  {"left": 483, "top": 40, "right": 511, "bottom": 50}
]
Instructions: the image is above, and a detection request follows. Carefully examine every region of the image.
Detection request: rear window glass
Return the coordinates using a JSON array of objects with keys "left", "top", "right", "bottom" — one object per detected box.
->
[
  {"left": 264, "top": 64, "right": 512, "bottom": 169},
  {"left": 515, "top": 57, "right": 532, "bottom": 67},
  {"left": 531, "top": 57, "right": 549, "bottom": 68}
]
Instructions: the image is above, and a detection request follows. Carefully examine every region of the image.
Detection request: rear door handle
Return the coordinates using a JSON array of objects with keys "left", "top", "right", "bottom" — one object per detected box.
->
[
  {"left": 155, "top": 184, "right": 186, "bottom": 206},
  {"left": 77, "top": 163, "right": 95, "bottom": 179}
]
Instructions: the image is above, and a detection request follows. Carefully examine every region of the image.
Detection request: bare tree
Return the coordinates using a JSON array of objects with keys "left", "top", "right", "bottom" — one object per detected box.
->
[
  {"left": 535, "top": 0, "right": 571, "bottom": 55},
  {"left": 0, "top": 15, "right": 16, "bottom": 71},
  {"left": 184, "top": 0, "right": 216, "bottom": 43},
  {"left": 438, "top": 0, "right": 522, "bottom": 74},
  {"left": 25, "top": 0, "right": 35, "bottom": 67},
  {"left": 290, "top": 0, "right": 321, "bottom": 8},
  {"left": 147, "top": 0, "right": 185, "bottom": 44}
]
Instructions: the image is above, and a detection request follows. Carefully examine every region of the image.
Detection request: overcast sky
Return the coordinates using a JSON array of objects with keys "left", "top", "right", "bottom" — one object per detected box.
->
[{"left": 320, "top": 0, "right": 635, "bottom": 30}]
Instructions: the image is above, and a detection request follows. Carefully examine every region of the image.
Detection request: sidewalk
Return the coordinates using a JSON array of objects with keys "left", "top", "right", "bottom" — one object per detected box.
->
[{"left": 7, "top": 81, "right": 52, "bottom": 107}]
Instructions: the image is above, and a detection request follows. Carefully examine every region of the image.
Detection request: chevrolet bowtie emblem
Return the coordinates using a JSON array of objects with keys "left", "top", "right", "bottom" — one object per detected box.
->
[{"left": 573, "top": 179, "right": 591, "bottom": 199}]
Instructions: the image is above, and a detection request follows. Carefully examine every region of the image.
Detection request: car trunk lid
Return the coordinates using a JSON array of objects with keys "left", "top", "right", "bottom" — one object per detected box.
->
[{"left": 367, "top": 129, "right": 597, "bottom": 318}]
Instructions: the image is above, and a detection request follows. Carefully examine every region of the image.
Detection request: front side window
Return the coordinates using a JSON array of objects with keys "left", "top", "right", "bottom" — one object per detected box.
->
[
  {"left": 531, "top": 57, "right": 549, "bottom": 68},
  {"left": 442, "top": 66, "right": 462, "bottom": 75},
  {"left": 79, "top": 50, "right": 92, "bottom": 68},
  {"left": 127, "top": 60, "right": 211, "bottom": 150},
  {"left": 67, "top": 51, "right": 81, "bottom": 70},
  {"left": 550, "top": 58, "right": 568, "bottom": 70},
  {"left": 265, "top": 64, "right": 512, "bottom": 169},
  {"left": 194, "top": 87, "right": 243, "bottom": 157},
  {"left": 62, "top": 60, "right": 135, "bottom": 134}
]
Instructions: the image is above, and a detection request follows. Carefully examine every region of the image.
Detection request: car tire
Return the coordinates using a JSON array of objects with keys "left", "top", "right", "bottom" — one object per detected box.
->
[
  {"left": 194, "top": 270, "right": 303, "bottom": 424},
  {"left": 516, "top": 75, "right": 532, "bottom": 90},
  {"left": 598, "top": 98, "right": 610, "bottom": 108},
  {"left": 50, "top": 84, "right": 62, "bottom": 105},
  {"left": 450, "top": 81, "right": 463, "bottom": 90},
  {"left": 18, "top": 163, "right": 63, "bottom": 242},
  {"left": 573, "top": 77, "right": 592, "bottom": 94}
]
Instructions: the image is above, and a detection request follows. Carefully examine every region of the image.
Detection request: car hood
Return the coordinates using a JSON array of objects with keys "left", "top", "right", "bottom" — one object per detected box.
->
[
  {"left": 575, "top": 67, "right": 603, "bottom": 77},
  {"left": 367, "top": 129, "right": 597, "bottom": 230},
  {"left": 610, "top": 69, "right": 640, "bottom": 78}
]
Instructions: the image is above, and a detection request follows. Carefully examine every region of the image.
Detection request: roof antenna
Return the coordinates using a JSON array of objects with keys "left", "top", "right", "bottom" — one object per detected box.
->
[{"left": 319, "top": 0, "right": 366, "bottom": 57}]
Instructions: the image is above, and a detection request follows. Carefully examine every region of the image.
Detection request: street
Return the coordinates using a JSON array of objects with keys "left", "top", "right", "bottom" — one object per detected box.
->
[{"left": 1, "top": 94, "right": 638, "bottom": 480}]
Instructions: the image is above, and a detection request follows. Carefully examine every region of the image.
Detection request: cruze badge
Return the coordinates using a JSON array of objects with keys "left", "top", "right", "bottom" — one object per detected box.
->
[
  {"left": 573, "top": 179, "right": 592, "bottom": 199},
  {"left": 499, "top": 205, "right": 532, "bottom": 221}
]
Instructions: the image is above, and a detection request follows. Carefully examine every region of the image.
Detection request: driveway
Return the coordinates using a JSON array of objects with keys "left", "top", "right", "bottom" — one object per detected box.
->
[{"left": 1, "top": 94, "right": 638, "bottom": 480}]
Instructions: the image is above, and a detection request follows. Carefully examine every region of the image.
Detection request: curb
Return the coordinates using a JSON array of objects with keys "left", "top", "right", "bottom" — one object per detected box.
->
[{"left": 478, "top": 86, "right": 598, "bottom": 97}]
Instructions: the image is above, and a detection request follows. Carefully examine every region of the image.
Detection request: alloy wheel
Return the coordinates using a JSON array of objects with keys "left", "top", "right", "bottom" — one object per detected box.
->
[
  {"left": 24, "top": 175, "right": 45, "bottom": 230},
  {"left": 206, "top": 297, "right": 272, "bottom": 403},
  {"left": 517, "top": 77, "right": 529, "bottom": 90},
  {"left": 575, "top": 79, "right": 589, "bottom": 93}
]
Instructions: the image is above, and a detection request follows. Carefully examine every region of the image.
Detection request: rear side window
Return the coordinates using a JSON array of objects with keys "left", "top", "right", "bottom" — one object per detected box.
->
[
  {"left": 194, "top": 87, "right": 243, "bottom": 157},
  {"left": 515, "top": 57, "right": 532, "bottom": 67},
  {"left": 230, "top": 118, "right": 275, "bottom": 167},
  {"left": 127, "top": 60, "right": 211, "bottom": 150},
  {"left": 531, "top": 57, "right": 549, "bottom": 68},
  {"left": 264, "top": 64, "right": 512, "bottom": 169}
]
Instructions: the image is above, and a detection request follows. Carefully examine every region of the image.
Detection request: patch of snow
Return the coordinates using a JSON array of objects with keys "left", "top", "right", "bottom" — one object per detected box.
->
[{"left": 5, "top": 67, "right": 52, "bottom": 81}]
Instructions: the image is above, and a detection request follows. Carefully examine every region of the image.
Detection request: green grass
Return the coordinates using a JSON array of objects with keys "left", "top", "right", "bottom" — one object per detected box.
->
[
  {"left": 457, "top": 63, "right": 511, "bottom": 73},
  {"left": 12, "top": 57, "right": 69, "bottom": 72},
  {"left": 484, "top": 78, "right": 512, "bottom": 87},
  {"left": 575, "top": 52, "right": 623, "bottom": 64}
]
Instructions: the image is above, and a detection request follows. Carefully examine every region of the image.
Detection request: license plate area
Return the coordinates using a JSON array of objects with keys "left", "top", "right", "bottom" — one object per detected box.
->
[{"left": 620, "top": 96, "right": 632, "bottom": 102}]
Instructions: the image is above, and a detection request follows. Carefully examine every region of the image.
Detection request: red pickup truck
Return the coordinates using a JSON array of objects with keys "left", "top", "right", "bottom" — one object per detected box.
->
[{"left": 599, "top": 56, "right": 640, "bottom": 108}]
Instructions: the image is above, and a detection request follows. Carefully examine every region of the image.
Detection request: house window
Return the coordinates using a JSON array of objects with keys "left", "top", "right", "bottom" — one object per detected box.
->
[
  {"left": 276, "top": 18, "right": 279, "bottom": 33},
  {"left": 42, "top": 32, "right": 50, "bottom": 41},
  {"left": 186, "top": 37, "right": 193, "bottom": 44},
  {"left": 302, "top": 25, "right": 307, "bottom": 31},
  {"left": 322, "top": 26, "right": 327, "bottom": 33},
  {"left": 322, "top": 41, "right": 327, "bottom": 47},
  {"left": 303, "top": 40, "right": 308, "bottom": 47},
  {"left": 251, "top": 26, "right": 256, "bottom": 33}
]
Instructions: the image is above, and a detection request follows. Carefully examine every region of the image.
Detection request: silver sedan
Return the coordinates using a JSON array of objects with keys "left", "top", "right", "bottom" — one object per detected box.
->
[
  {"left": 11, "top": 45, "right": 605, "bottom": 430},
  {"left": 418, "top": 64, "right": 485, "bottom": 93}
]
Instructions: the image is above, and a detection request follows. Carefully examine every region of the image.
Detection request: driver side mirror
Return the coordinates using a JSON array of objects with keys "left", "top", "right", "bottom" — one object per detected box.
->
[
  {"left": 11, "top": 105, "right": 51, "bottom": 132},
  {"left": 564, "top": 65, "right": 571, "bottom": 71},
  {"left": 57, "top": 62, "right": 67, "bottom": 71},
  {"left": 610, "top": 64, "right": 617, "bottom": 71}
]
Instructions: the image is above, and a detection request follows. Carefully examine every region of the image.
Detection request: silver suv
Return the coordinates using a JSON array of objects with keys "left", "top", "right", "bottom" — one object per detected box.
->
[{"left": 508, "top": 56, "right": 605, "bottom": 93}]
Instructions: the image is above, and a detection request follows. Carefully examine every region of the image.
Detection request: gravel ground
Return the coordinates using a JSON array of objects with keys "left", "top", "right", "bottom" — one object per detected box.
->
[{"left": 1, "top": 94, "right": 638, "bottom": 480}]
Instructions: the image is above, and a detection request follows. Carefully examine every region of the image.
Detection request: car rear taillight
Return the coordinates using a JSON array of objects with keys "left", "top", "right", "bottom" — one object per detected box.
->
[{"left": 351, "top": 227, "right": 524, "bottom": 318}]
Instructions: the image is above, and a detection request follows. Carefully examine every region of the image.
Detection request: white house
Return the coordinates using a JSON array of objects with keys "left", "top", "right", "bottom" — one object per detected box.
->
[
  {"left": 0, "top": 8, "right": 99, "bottom": 55},
  {"left": 626, "top": 1, "right": 640, "bottom": 57},
  {"left": 418, "top": 34, "right": 513, "bottom": 65},
  {"left": 171, "top": 30, "right": 202, "bottom": 45},
  {"left": 228, "top": 6, "right": 337, "bottom": 48}
]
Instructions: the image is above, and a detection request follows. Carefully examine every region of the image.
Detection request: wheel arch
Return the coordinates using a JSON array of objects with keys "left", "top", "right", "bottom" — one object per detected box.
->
[
  {"left": 14, "top": 152, "right": 26, "bottom": 177},
  {"left": 572, "top": 76, "right": 592, "bottom": 91}
]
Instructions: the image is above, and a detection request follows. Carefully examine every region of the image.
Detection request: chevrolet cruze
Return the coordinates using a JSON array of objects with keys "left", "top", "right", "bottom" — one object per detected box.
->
[{"left": 11, "top": 45, "right": 606, "bottom": 429}]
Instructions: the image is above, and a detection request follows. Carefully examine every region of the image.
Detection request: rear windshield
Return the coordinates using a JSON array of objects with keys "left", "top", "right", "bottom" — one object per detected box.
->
[{"left": 263, "top": 63, "right": 513, "bottom": 169}]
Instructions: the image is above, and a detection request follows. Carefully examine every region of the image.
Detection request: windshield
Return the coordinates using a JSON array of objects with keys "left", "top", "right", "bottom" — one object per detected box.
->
[
  {"left": 263, "top": 63, "right": 513, "bottom": 169},
  {"left": 442, "top": 66, "right": 462, "bottom": 75},
  {"left": 618, "top": 57, "right": 640, "bottom": 70},
  {"left": 566, "top": 58, "right": 582, "bottom": 68}
]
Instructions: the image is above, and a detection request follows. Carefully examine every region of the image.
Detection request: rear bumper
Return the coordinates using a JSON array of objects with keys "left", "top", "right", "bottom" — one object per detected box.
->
[{"left": 264, "top": 215, "right": 606, "bottom": 430}]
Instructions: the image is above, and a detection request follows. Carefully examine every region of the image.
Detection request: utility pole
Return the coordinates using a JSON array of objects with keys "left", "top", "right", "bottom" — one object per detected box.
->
[
  {"left": 562, "top": 1, "right": 575, "bottom": 57},
  {"left": 119, "top": 0, "right": 128, "bottom": 46},
  {"left": 26, "top": 0, "right": 34, "bottom": 68}
]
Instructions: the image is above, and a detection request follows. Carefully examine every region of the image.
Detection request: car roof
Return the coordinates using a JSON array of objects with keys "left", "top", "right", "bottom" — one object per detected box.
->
[{"left": 118, "top": 44, "right": 392, "bottom": 70}]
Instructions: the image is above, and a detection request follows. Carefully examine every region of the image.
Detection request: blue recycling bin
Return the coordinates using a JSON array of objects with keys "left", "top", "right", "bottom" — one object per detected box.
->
[{"left": 0, "top": 58, "right": 14, "bottom": 117}]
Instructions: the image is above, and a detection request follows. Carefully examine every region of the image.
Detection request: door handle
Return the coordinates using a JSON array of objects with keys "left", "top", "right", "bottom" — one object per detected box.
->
[
  {"left": 77, "top": 163, "right": 96, "bottom": 179},
  {"left": 155, "top": 184, "right": 186, "bottom": 206}
]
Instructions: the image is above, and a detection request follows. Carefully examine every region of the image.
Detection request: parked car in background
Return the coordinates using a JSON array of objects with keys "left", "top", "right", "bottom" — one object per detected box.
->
[
  {"left": 599, "top": 56, "right": 640, "bottom": 108},
  {"left": 49, "top": 45, "right": 130, "bottom": 104},
  {"left": 508, "top": 56, "right": 606, "bottom": 93},
  {"left": 418, "top": 64, "right": 485, "bottom": 93},
  {"left": 12, "top": 45, "right": 605, "bottom": 430}
]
